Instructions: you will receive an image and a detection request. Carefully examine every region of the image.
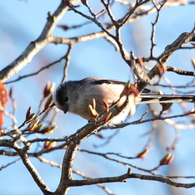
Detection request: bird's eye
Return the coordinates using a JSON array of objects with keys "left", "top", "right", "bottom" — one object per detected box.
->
[{"left": 64, "top": 96, "right": 69, "bottom": 102}]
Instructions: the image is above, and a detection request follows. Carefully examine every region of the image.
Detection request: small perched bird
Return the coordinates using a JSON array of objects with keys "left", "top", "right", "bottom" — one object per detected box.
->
[{"left": 53, "top": 77, "right": 195, "bottom": 123}]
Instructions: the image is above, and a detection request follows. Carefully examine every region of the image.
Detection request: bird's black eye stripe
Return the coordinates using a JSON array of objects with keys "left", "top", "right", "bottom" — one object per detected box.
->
[
  {"left": 91, "top": 80, "right": 112, "bottom": 85},
  {"left": 91, "top": 79, "right": 125, "bottom": 85}
]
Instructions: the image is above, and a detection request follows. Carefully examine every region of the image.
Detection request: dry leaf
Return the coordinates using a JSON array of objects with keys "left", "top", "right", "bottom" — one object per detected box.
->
[{"left": 0, "top": 83, "right": 8, "bottom": 128}]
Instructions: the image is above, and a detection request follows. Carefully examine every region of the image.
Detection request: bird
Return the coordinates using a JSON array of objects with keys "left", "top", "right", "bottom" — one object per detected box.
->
[{"left": 52, "top": 77, "right": 195, "bottom": 123}]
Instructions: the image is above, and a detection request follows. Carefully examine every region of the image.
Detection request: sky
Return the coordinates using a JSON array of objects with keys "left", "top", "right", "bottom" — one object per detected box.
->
[{"left": 1, "top": 0, "right": 195, "bottom": 195}]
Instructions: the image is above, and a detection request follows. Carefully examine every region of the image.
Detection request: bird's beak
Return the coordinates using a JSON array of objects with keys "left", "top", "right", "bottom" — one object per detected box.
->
[{"left": 63, "top": 105, "right": 68, "bottom": 114}]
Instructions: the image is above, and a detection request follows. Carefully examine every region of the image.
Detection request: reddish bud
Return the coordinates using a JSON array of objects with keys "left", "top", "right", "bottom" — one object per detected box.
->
[
  {"left": 27, "top": 119, "right": 39, "bottom": 132},
  {"left": 44, "top": 141, "right": 56, "bottom": 150},
  {"left": 136, "top": 148, "right": 149, "bottom": 159},
  {"left": 39, "top": 126, "right": 58, "bottom": 134},
  {"left": 95, "top": 133, "right": 105, "bottom": 139},
  {"left": 120, "top": 82, "right": 139, "bottom": 98},
  {"left": 103, "top": 112, "right": 112, "bottom": 122},
  {"left": 57, "top": 25, "right": 69, "bottom": 31},
  {"left": 159, "top": 153, "right": 174, "bottom": 166},
  {"left": 44, "top": 81, "right": 51, "bottom": 98},
  {"left": 26, "top": 113, "right": 36, "bottom": 122},
  {"left": 81, "top": 0, "right": 87, "bottom": 5},
  {"left": 43, "top": 82, "right": 55, "bottom": 98},
  {"left": 33, "top": 124, "right": 44, "bottom": 132},
  {"left": 26, "top": 106, "right": 31, "bottom": 120},
  {"left": 102, "top": 99, "right": 110, "bottom": 111},
  {"left": 44, "top": 95, "right": 53, "bottom": 111},
  {"left": 166, "top": 155, "right": 174, "bottom": 165}
]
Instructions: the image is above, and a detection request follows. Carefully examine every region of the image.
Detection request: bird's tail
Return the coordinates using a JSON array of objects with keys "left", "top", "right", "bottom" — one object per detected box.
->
[{"left": 139, "top": 94, "right": 195, "bottom": 104}]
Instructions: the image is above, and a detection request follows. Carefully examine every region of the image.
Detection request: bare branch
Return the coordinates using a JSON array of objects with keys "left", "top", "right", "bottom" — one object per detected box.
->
[
  {"left": 0, "top": 140, "right": 51, "bottom": 195},
  {"left": 61, "top": 44, "right": 73, "bottom": 83},
  {"left": 101, "top": 110, "right": 195, "bottom": 130},
  {"left": 0, "top": 1, "right": 77, "bottom": 83},
  {"left": 0, "top": 158, "right": 20, "bottom": 171},
  {"left": 69, "top": 170, "right": 195, "bottom": 189},
  {"left": 150, "top": 0, "right": 166, "bottom": 57},
  {"left": 166, "top": 66, "right": 195, "bottom": 76}
]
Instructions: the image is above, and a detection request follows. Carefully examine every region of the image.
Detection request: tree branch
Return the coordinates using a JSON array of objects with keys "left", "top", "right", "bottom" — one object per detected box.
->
[
  {"left": 0, "top": 140, "right": 52, "bottom": 195},
  {"left": 0, "top": 1, "right": 74, "bottom": 83},
  {"left": 69, "top": 169, "right": 195, "bottom": 189}
]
